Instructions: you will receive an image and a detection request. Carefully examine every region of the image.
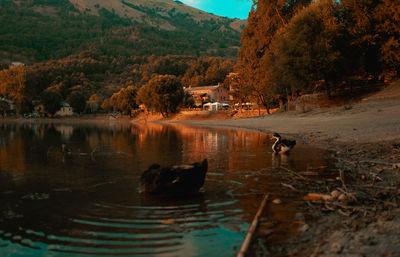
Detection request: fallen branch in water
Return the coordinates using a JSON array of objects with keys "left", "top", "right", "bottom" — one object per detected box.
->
[
  {"left": 237, "top": 194, "right": 269, "bottom": 257},
  {"left": 298, "top": 171, "right": 319, "bottom": 176},
  {"left": 281, "top": 182, "right": 300, "bottom": 192},
  {"left": 279, "top": 166, "right": 306, "bottom": 180}
]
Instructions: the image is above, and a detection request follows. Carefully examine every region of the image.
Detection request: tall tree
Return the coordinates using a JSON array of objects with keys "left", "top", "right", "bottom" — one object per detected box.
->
[
  {"left": 267, "top": 0, "right": 347, "bottom": 97},
  {"left": 236, "top": 0, "right": 311, "bottom": 111}
]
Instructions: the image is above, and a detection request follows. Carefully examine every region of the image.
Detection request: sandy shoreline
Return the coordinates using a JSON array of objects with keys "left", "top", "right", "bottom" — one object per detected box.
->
[
  {"left": 166, "top": 95, "right": 400, "bottom": 256},
  {"left": 168, "top": 97, "right": 400, "bottom": 147}
]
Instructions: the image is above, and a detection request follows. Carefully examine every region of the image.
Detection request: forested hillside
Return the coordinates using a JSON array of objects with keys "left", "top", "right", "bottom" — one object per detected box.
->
[{"left": 0, "top": 0, "right": 243, "bottom": 63}]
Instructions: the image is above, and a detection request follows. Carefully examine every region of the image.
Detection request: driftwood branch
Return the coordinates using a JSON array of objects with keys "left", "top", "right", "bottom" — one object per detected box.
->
[
  {"left": 237, "top": 194, "right": 269, "bottom": 257},
  {"left": 281, "top": 182, "right": 300, "bottom": 192},
  {"left": 280, "top": 166, "right": 306, "bottom": 180},
  {"left": 339, "top": 169, "right": 348, "bottom": 192}
]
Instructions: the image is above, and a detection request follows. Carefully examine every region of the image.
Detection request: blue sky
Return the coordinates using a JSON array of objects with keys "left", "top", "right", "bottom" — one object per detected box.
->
[{"left": 179, "top": 0, "right": 253, "bottom": 19}]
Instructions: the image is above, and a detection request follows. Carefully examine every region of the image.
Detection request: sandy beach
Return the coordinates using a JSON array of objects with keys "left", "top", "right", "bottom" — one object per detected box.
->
[{"left": 172, "top": 96, "right": 400, "bottom": 147}]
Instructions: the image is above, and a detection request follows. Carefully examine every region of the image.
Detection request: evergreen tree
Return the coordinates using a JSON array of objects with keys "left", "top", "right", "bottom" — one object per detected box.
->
[{"left": 236, "top": 0, "right": 311, "bottom": 110}]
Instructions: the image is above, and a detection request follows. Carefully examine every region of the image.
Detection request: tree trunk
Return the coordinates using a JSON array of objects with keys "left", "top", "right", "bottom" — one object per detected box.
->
[
  {"left": 326, "top": 81, "right": 332, "bottom": 99},
  {"left": 265, "top": 104, "right": 271, "bottom": 115},
  {"left": 279, "top": 97, "right": 285, "bottom": 109},
  {"left": 286, "top": 88, "right": 292, "bottom": 111}
]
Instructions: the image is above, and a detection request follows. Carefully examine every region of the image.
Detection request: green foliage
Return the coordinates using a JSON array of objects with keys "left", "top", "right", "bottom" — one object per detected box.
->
[
  {"left": 40, "top": 89, "right": 62, "bottom": 116},
  {"left": 341, "top": 0, "right": 400, "bottom": 78},
  {"left": 181, "top": 57, "right": 234, "bottom": 87},
  {"left": 66, "top": 91, "right": 87, "bottom": 114},
  {"left": 137, "top": 75, "right": 183, "bottom": 117},
  {"left": 0, "top": 99, "right": 10, "bottom": 116},
  {"left": 236, "top": 0, "right": 311, "bottom": 109},
  {"left": 0, "top": 54, "right": 233, "bottom": 115},
  {"left": 0, "top": 0, "right": 241, "bottom": 62},
  {"left": 268, "top": 0, "right": 347, "bottom": 96},
  {"left": 15, "top": 97, "right": 33, "bottom": 115},
  {"left": 237, "top": 0, "right": 400, "bottom": 108}
]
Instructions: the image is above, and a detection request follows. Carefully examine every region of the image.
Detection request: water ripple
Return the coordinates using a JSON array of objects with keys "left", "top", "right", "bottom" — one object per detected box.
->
[{"left": 0, "top": 199, "right": 244, "bottom": 256}]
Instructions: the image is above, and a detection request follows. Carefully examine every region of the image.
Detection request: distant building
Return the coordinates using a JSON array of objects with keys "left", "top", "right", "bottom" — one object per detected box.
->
[
  {"left": 203, "top": 102, "right": 230, "bottom": 111},
  {"left": 55, "top": 102, "right": 73, "bottom": 116},
  {"left": 185, "top": 85, "right": 230, "bottom": 107},
  {"left": 10, "top": 62, "right": 25, "bottom": 67}
]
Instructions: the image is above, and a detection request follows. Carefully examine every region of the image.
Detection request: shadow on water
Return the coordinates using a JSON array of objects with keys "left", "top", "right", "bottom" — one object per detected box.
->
[{"left": 0, "top": 121, "right": 336, "bottom": 257}]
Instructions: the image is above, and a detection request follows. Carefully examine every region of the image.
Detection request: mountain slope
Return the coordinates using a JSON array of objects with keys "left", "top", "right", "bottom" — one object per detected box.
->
[
  {"left": 70, "top": 0, "right": 221, "bottom": 23},
  {"left": 0, "top": 0, "right": 245, "bottom": 64}
]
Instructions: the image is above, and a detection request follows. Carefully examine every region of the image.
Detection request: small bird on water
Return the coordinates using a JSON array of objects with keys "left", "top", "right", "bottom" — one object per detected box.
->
[{"left": 272, "top": 133, "right": 296, "bottom": 154}]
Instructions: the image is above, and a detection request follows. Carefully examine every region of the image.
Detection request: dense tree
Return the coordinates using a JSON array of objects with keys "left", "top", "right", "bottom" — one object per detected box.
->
[
  {"left": 66, "top": 91, "right": 87, "bottom": 114},
  {"left": 236, "top": 0, "right": 399, "bottom": 111},
  {"left": 40, "top": 90, "right": 62, "bottom": 116},
  {"left": 0, "top": 0, "right": 241, "bottom": 62},
  {"left": 0, "top": 66, "right": 28, "bottom": 101},
  {"left": 15, "top": 97, "right": 33, "bottom": 115},
  {"left": 109, "top": 86, "right": 138, "bottom": 115},
  {"left": 181, "top": 57, "right": 234, "bottom": 87},
  {"left": 267, "top": 0, "right": 347, "bottom": 97},
  {"left": 236, "top": 0, "right": 311, "bottom": 110},
  {"left": 341, "top": 0, "right": 400, "bottom": 78},
  {"left": 137, "top": 75, "right": 183, "bottom": 117},
  {"left": 0, "top": 99, "right": 10, "bottom": 116},
  {"left": 86, "top": 94, "right": 101, "bottom": 113}
]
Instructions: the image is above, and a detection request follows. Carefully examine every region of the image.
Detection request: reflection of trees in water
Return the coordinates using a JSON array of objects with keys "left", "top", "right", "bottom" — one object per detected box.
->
[{"left": 168, "top": 124, "right": 270, "bottom": 173}]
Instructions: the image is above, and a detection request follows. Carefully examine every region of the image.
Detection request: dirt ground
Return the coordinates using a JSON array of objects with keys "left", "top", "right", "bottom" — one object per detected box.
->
[{"left": 166, "top": 86, "right": 400, "bottom": 256}]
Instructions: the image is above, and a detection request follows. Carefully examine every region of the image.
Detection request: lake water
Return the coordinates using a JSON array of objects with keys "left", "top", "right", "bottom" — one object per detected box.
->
[{"left": 0, "top": 121, "right": 333, "bottom": 257}]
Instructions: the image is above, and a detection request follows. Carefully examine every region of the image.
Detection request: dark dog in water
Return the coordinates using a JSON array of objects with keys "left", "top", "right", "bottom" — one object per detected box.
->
[{"left": 140, "top": 159, "right": 208, "bottom": 195}]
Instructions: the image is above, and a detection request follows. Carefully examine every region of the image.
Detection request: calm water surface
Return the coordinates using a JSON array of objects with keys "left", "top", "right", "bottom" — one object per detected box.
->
[{"left": 0, "top": 121, "right": 333, "bottom": 257}]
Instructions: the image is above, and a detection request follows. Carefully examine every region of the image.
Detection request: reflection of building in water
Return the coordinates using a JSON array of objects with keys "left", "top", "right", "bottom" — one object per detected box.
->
[{"left": 55, "top": 125, "right": 74, "bottom": 140}]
